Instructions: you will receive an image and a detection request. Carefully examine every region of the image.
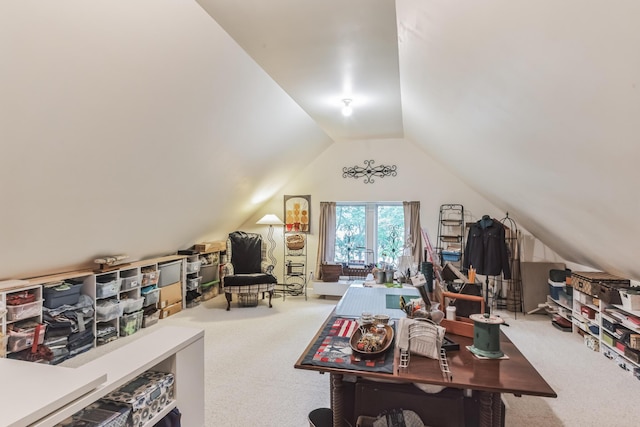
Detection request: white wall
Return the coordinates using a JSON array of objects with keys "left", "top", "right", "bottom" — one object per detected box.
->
[
  {"left": 242, "top": 138, "right": 565, "bottom": 282},
  {"left": 0, "top": 0, "right": 332, "bottom": 279}
]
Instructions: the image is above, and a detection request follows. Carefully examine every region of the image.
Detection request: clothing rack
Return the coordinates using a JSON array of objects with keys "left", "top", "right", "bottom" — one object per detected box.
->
[{"left": 499, "top": 213, "right": 523, "bottom": 318}]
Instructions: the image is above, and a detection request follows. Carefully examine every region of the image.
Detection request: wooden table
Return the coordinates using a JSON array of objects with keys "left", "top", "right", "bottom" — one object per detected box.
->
[{"left": 295, "top": 285, "right": 556, "bottom": 427}]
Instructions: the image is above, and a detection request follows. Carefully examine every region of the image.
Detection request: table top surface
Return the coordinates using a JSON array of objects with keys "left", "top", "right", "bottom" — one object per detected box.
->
[{"left": 295, "top": 285, "right": 557, "bottom": 398}]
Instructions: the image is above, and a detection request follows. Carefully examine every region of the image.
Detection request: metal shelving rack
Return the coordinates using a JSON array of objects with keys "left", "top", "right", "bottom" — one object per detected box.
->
[
  {"left": 281, "top": 232, "right": 308, "bottom": 300},
  {"left": 436, "top": 204, "right": 465, "bottom": 270}
]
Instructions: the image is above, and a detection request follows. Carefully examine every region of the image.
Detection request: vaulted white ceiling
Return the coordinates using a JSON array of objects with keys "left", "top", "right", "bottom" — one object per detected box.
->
[
  {"left": 2, "top": 0, "right": 639, "bottom": 282},
  {"left": 197, "top": 0, "right": 640, "bottom": 279}
]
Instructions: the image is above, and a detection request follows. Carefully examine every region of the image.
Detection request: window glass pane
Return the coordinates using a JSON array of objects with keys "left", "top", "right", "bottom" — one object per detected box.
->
[
  {"left": 334, "top": 203, "right": 404, "bottom": 267},
  {"left": 335, "top": 205, "right": 366, "bottom": 264},
  {"left": 377, "top": 205, "right": 404, "bottom": 267}
]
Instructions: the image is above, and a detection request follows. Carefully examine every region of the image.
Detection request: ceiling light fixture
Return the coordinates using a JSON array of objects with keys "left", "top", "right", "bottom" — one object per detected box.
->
[{"left": 341, "top": 99, "right": 353, "bottom": 117}]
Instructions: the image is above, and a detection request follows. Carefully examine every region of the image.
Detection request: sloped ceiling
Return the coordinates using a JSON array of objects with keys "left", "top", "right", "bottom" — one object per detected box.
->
[
  {"left": 2, "top": 0, "right": 639, "bottom": 281},
  {"left": 198, "top": 0, "right": 640, "bottom": 280}
]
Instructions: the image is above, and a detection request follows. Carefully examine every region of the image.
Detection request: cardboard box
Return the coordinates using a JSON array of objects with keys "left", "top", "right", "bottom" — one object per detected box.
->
[
  {"left": 159, "top": 281, "right": 182, "bottom": 308},
  {"left": 194, "top": 241, "right": 226, "bottom": 253},
  {"left": 160, "top": 301, "right": 182, "bottom": 319}
]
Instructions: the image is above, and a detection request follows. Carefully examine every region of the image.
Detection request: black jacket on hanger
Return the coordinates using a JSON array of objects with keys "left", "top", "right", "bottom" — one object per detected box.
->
[{"left": 463, "top": 217, "right": 511, "bottom": 279}]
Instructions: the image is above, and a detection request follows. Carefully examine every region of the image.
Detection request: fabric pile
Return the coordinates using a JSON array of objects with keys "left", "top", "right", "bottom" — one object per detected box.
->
[{"left": 43, "top": 294, "right": 95, "bottom": 364}]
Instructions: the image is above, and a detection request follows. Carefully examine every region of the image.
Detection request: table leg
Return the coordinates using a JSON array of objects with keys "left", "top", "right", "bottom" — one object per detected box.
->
[
  {"left": 330, "top": 373, "right": 344, "bottom": 427},
  {"left": 478, "top": 391, "right": 502, "bottom": 427}
]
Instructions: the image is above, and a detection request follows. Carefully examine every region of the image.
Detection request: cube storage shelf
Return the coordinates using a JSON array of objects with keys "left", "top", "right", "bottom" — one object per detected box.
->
[
  {"left": 547, "top": 274, "right": 640, "bottom": 382},
  {"left": 2, "top": 248, "right": 224, "bottom": 364}
]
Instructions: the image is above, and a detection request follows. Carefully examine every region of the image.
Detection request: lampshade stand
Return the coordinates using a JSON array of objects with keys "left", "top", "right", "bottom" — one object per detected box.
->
[
  {"left": 256, "top": 214, "right": 284, "bottom": 275},
  {"left": 265, "top": 225, "right": 277, "bottom": 269}
]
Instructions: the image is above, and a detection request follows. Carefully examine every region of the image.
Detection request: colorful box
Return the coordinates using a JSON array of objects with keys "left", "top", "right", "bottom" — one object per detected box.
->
[{"left": 101, "top": 371, "right": 174, "bottom": 427}]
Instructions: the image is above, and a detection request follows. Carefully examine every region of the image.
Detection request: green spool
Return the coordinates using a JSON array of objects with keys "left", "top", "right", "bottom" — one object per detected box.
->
[{"left": 468, "top": 313, "right": 504, "bottom": 359}]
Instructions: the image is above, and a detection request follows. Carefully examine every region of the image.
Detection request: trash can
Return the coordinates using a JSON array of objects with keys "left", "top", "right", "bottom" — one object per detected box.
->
[{"left": 308, "top": 408, "right": 333, "bottom": 427}]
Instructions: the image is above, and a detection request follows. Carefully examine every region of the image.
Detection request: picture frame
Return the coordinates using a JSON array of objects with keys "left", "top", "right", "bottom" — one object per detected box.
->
[{"left": 284, "top": 195, "right": 311, "bottom": 233}]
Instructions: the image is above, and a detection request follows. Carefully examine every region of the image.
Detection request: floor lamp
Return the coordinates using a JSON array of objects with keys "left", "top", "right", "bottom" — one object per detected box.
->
[{"left": 256, "top": 214, "right": 284, "bottom": 272}]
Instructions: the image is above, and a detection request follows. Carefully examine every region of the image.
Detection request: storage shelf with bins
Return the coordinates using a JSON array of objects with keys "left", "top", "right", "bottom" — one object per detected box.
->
[
  {"left": 184, "top": 255, "right": 203, "bottom": 308},
  {"left": 1, "top": 281, "right": 44, "bottom": 359},
  {"left": 198, "top": 250, "right": 221, "bottom": 301},
  {"left": 282, "top": 232, "right": 308, "bottom": 300},
  {"left": 436, "top": 204, "right": 464, "bottom": 269},
  {"left": 600, "top": 299, "right": 640, "bottom": 377},
  {"left": 547, "top": 283, "right": 640, "bottom": 379}
]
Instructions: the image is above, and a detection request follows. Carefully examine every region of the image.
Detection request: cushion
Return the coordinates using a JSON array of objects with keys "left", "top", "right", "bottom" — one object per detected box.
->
[
  {"left": 224, "top": 273, "right": 277, "bottom": 287},
  {"left": 229, "top": 231, "right": 262, "bottom": 274}
]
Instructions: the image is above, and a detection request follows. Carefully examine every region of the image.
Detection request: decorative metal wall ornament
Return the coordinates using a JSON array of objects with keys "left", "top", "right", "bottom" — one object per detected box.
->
[{"left": 342, "top": 160, "right": 397, "bottom": 184}]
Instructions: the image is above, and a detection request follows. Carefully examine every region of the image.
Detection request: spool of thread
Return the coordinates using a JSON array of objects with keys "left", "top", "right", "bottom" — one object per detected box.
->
[{"left": 446, "top": 304, "right": 457, "bottom": 320}]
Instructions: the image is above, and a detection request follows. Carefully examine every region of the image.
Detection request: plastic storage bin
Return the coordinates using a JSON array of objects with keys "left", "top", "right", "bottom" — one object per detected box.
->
[
  {"left": 200, "top": 263, "right": 218, "bottom": 284},
  {"left": 142, "top": 309, "right": 160, "bottom": 328},
  {"left": 158, "top": 261, "right": 182, "bottom": 287},
  {"left": 187, "top": 276, "right": 202, "bottom": 291},
  {"left": 441, "top": 250, "right": 461, "bottom": 262},
  {"left": 96, "top": 277, "right": 122, "bottom": 298},
  {"left": 96, "top": 299, "right": 123, "bottom": 322},
  {"left": 6, "top": 300, "right": 43, "bottom": 322},
  {"left": 141, "top": 269, "right": 160, "bottom": 286},
  {"left": 119, "top": 310, "right": 143, "bottom": 336},
  {"left": 43, "top": 282, "right": 83, "bottom": 309},
  {"left": 7, "top": 324, "right": 46, "bottom": 353},
  {"left": 120, "top": 297, "right": 144, "bottom": 314},
  {"left": 142, "top": 286, "right": 160, "bottom": 307},
  {"left": 186, "top": 260, "right": 202, "bottom": 274},
  {"left": 548, "top": 280, "right": 565, "bottom": 301},
  {"left": 120, "top": 274, "right": 141, "bottom": 291}
]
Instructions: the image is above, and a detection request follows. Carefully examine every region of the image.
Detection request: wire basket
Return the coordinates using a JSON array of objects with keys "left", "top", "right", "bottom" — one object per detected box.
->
[
  {"left": 408, "top": 318, "right": 445, "bottom": 359},
  {"left": 238, "top": 293, "right": 258, "bottom": 307}
]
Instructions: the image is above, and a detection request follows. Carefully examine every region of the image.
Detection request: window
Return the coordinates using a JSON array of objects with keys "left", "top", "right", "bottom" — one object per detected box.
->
[{"left": 334, "top": 202, "right": 404, "bottom": 267}]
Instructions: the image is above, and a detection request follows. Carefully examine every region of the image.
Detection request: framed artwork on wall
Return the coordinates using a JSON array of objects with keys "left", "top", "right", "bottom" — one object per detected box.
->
[{"left": 284, "top": 195, "right": 311, "bottom": 233}]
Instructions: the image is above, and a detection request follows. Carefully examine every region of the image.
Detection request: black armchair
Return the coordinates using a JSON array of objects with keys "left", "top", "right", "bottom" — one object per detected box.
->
[{"left": 220, "top": 231, "right": 277, "bottom": 310}]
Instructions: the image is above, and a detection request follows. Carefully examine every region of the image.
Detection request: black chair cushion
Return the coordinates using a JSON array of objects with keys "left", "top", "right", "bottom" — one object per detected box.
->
[
  {"left": 224, "top": 273, "right": 277, "bottom": 287},
  {"left": 229, "top": 231, "right": 262, "bottom": 274}
]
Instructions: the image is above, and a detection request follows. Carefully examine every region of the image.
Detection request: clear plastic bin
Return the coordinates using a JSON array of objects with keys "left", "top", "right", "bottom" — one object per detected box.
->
[
  {"left": 186, "top": 260, "right": 202, "bottom": 274},
  {"left": 141, "top": 270, "right": 160, "bottom": 286},
  {"left": 187, "top": 276, "right": 202, "bottom": 291},
  {"left": 142, "top": 310, "right": 160, "bottom": 328},
  {"left": 96, "top": 299, "right": 123, "bottom": 322},
  {"left": 6, "top": 300, "right": 43, "bottom": 322},
  {"left": 120, "top": 297, "right": 145, "bottom": 314},
  {"left": 119, "top": 310, "right": 143, "bottom": 336},
  {"left": 96, "top": 278, "right": 122, "bottom": 298},
  {"left": 120, "top": 274, "right": 141, "bottom": 291},
  {"left": 142, "top": 288, "right": 160, "bottom": 307},
  {"left": 7, "top": 324, "right": 46, "bottom": 353}
]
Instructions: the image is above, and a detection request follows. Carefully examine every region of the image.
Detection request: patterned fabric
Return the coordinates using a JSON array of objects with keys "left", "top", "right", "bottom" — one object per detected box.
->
[
  {"left": 224, "top": 237, "right": 269, "bottom": 274},
  {"left": 223, "top": 283, "right": 275, "bottom": 294},
  {"left": 301, "top": 317, "right": 395, "bottom": 373}
]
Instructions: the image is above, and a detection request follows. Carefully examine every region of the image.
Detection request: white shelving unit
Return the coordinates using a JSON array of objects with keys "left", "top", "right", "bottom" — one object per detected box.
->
[
  {"left": 0, "top": 325, "right": 204, "bottom": 427},
  {"left": 1, "top": 255, "right": 185, "bottom": 361},
  {"left": 1, "top": 281, "right": 44, "bottom": 359},
  {"left": 549, "top": 280, "right": 640, "bottom": 381},
  {"left": 600, "top": 301, "right": 640, "bottom": 376}
]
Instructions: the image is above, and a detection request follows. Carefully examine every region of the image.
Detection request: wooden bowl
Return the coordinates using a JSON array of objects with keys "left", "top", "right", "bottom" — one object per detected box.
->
[{"left": 350, "top": 324, "right": 394, "bottom": 359}]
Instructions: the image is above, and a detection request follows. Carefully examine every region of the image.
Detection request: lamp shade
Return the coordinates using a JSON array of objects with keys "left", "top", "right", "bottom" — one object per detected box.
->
[{"left": 256, "top": 214, "right": 284, "bottom": 225}]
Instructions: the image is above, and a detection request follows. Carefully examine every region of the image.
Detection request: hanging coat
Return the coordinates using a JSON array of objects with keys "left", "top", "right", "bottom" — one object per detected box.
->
[{"left": 463, "top": 219, "right": 511, "bottom": 279}]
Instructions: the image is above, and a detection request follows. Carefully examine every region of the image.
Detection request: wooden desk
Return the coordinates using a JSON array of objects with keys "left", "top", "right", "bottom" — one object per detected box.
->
[{"left": 295, "top": 286, "right": 556, "bottom": 427}]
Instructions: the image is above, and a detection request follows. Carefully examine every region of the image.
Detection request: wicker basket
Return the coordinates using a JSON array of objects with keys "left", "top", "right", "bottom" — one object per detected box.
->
[
  {"left": 321, "top": 263, "right": 343, "bottom": 282},
  {"left": 286, "top": 234, "right": 305, "bottom": 250}
]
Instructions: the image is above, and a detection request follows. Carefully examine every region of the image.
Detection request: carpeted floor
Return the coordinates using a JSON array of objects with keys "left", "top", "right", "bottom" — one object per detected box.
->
[{"left": 63, "top": 290, "right": 639, "bottom": 426}]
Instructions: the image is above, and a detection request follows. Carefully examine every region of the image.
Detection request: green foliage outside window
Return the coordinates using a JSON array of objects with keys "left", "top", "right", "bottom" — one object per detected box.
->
[{"left": 335, "top": 203, "right": 404, "bottom": 267}]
